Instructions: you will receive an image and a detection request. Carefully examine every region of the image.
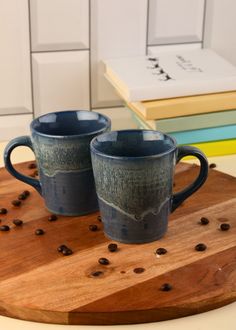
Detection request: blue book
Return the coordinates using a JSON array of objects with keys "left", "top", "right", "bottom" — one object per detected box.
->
[{"left": 169, "top": 124, "right": 236, "bottom": 144}]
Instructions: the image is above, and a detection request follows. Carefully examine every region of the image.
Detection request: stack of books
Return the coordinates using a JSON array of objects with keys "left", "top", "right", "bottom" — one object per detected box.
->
[{"left": 104, "top": 49, "right": 236, "bottom": 157}]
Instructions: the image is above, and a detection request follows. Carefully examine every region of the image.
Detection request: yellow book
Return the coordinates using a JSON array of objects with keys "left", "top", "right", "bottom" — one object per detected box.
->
[
  {"left": 128, "top": 92, "right": 236, "bottom": 120},
  {"left": 186, "top": 139, "right": 236, "bottom": 158}
]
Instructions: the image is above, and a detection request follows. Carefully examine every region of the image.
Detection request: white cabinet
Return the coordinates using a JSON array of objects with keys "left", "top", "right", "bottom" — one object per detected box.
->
[
  {"left": 90, "top": 0, "right": 148, "bottom": 108},
  {"left": 32, "top": 51, "right": 90, "bottom": 117},
  {"left": 0, "top": 114, "right": 32, "bottom": 141},
  {"left": 204, "top": 0, "right": 236, "bottom": 66},
  {"left": 30, "top": 0, "right": 89, "bottom": 51},
  {"left": 148, "top": 0, "right": 205, "bottom": 45},
  {"left": 148, "top": 43, "right": 202, "bottom": 55},
  {"left": 0, "top": 0, "right": 32, "bottom": 116},
  {"left": 94, "top": 107, "right": 137, "bottom": 131}
]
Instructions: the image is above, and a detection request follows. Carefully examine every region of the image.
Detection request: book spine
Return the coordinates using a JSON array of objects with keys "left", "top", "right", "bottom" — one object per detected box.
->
[
  {"left": 183, "top": 139, "right": 236, "bottom": 158},
  {"left": 169, "top": 124, "right": 236, "bottom": 144}
]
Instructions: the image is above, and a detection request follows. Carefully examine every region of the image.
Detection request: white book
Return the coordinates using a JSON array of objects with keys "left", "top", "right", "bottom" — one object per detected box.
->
[{"left": 104, "top": 49, "right": 236, "bottom": 101}]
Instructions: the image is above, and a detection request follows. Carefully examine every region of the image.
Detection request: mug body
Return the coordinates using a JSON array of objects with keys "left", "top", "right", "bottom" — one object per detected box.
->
[
  {"left": 31, "top": 110, "right": 111, "bottom": 215},
  {"left": 90, "top": 130, "right": 177, "bottom": 243}
]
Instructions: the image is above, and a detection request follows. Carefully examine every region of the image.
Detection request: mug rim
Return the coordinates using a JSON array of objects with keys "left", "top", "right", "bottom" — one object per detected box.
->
[
  {"left": 90, "top": 129, "right": 177, "bottom": 160},
  {"left": 30, "top": 110, "right": 111, "bottom": 139}
]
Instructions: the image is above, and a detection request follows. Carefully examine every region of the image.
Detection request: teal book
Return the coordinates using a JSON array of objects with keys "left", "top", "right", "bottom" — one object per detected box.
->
[{"left": 169, "top": 124, "right": 236, "bottom": 144}]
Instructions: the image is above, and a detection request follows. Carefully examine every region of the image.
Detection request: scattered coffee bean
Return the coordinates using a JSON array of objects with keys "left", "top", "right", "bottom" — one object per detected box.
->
[
  {"left": 0, "top": 208, "right": 7, "bottom": 214},
  {"left": 13, "top": 219, "right": 23, "bottom": 226},
  {"left": 89, "top": 224, "right": 98, "bottom": 231},
  {"left": 108, "top": 243, "right": 118, "bottom": 252},
  {"left": 62, "top": 248, "right": 73, "bottom": 256},
  {"left": 220, "top": 223, "right": 230, "bottom": 231},
  {"left": 195, "top": 243, "right": 207, "bottom": 251},
  {"left": 35, "top": 229, "right": 45, "bottom": 235},
  {"left": 57, "top": 244, "right": 68, "bottom": 253},
  {"left": 199, "top": 217, "right": 209, "bottom": 225},
  {"left": 11, "top": 200, "right": 21, "bottom": 207},
  {"left": 0, "top": 225, "right": 10, "bottom": 231},
  {"left": 33, "top": 170, "right": 39, "bottom": 176},
  {"left": 133, "top": 267, "right": 145, "bottom": 274},
  {"left": 23, "top": 190, "right": 30, "bottom": 197},
  {"left": 98, "top": 257, "right": 110, "bottom": 265},
  {"left": 97, "top": 215, "right": 102, "bottom": 222},
  {"left": 160, "top": 283, "right": 172, "bottom": 291},
  {"left": 91, "top": 271, "right": 103, "bottom": 277},
  {"left": 18, "top": 193, "right": 27, "bottom": 200},
  {"left": 48, "top": 214, "right": 58, "bottom": 222},
  {"left": 209, "top": 163, "right": 217, "bottom": 169},
  {"left": 28, "top": 163, "right": 37, "bottom": 169},
  {"left": 156, "top": 247, "right": 167, "bottom": 255}
]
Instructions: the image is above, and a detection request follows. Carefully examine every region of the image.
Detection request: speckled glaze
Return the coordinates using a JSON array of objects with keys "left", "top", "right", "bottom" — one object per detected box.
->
[
  {"left": 91, "top": 130, "right": 208, "bottom": 243},
  {"left": 4, "top": 110, "right": 111, "bottom": 216}
]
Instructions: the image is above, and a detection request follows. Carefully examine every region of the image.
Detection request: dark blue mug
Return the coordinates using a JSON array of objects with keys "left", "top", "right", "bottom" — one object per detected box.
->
[
  {"left": 4, "top": 110, "right": 111, "bottom": 216},
  {"left": 90, "top": 129, "right": 208, "bottom": 243}
]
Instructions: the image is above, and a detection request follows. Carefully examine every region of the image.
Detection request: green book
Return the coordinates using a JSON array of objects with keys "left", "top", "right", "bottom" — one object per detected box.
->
[{"left": 130, "top": 109, "right": 236, "bottom": 133}]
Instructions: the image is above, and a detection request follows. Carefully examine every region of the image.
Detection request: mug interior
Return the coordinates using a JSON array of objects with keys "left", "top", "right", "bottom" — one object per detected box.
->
[
  {"left": 31, "top": 110, "right": 110, "bottom": 137},
  {"left": 91, "top": 130, "right": 176, "bottom": 158}
]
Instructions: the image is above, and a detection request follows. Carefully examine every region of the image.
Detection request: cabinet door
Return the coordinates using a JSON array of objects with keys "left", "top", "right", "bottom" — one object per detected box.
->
[
  {"left": 0, "top": 0, "right": 32, "bottom": 116},
  {"left": 0, "top": 114, "right": 33, "bottom": 141},
  {"left": 30, "top": 0, "right": 89, "bottom": 51},
  {"left": 204, "top": 0, "right": 236, "bottom": 66},
  {"left": 32, "top": 51, "right": 90, "bottom": 117},
  {"left": 148, "top": 0, "right": 205, "bottom": 45},
  {"left": 90, "top": 0, "right": 148, "bottom": 108},
  {"left": 94, "top": 107, "right": 137, "bottom": 130}
]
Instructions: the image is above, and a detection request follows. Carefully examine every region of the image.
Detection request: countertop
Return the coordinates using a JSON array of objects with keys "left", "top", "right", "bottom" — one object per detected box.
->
[{"left": 0, "top": 141, "right": 236, "bottom": 330}]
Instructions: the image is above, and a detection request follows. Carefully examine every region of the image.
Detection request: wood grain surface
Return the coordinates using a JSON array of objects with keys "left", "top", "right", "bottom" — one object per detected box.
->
[{"left": 0, "top": 161, "right": 235, "bottom": 325}]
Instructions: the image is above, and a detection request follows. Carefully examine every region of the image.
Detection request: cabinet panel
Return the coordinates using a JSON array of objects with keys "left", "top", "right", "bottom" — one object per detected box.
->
[
  {"left": 90, "top": 0, "right": 148, "bottom": 108},
  {"left": 94, "top": 107, "right": 137, "bottom": 130},
  {"left": 0, "top": 114, "right": 32, "bottom": 141},
  {"left": 32, "top": 51, "right": 90, "bottom": 117},
  {"left": 148, "top": 0, "right": 205, "bottom": 45},
  {"left": 148, "top": 43, "right": 202, "bottom": 55},
  {"left": 30, "top": 0, "right": 89, "bottom": 51},
  {"left": 204, "top": 0, "right": 236, "bottom": 66},
  {"left": 0, "top": 0, "right": 32, "bottom": 115}
]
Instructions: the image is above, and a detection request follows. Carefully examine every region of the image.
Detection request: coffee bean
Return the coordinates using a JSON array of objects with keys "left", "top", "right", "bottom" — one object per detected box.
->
[
  {"left": 108, "top": 243, "right": 118, "bottom": 252},
  {"left": 33, "top": 170, "right": 39, "bottom": 176},
  {"left": 195, "top": 243, "right": 207, "bottom": 251},
  {"left": 160, "top": 283, "right": 172, "bottom": 291},
  {"left": 91, "top": 271, "right": 103, "bottom": 277},
  {"left": 98, "top": 257, "right": 110, "bottom": 265},
  {"left": 220, "top": 223, "right": 230, "bottom": 231},
  {"left": 0, "top": 208, "right": 7, "bottom": 214},
  {"left": 18, "top": 193, "right": 27, "bottom": 201},
  {"left": 57, "top": 245, "right": 68, "bottom": 253},
  {"left": 133, "top": 267, "right": 145, "bottom": 274},
  {"left": 12, "top": 200, "right": 21, "bottom": 207},
  {"left": 28, "top": 163, "right": 37, "bottom": 169},
  {"left": 156, "top": 247, "right": 167, "bottom": 255},
  {"left": 48, "top": 214, "right": 58, "bottom": 221},
  {"left": 200, "top": 217, "right": 209, "bottom": 225},
  {"left": 97, "top": 215, "right": 102, "bottom": 222},
  {"left": 23, "top": 190, "right": 30, "bottom": 197},
  {"left": 209, "top": 163, "right": 217, "bottom": 169},
  {"left": 89, "top": 224, "right": 98, "bottom": 231},
  {"left": 35, "top": 229, "right": 45, "bottom": 235},
  {"left": 13, "top": 219, "right": 23, "bottom": 226},
  {"left": 62, "top": 248, "right": 73, "bottom": 256},
  {"left": 0, "top": 225, "right": 10, "bottom": 231}
]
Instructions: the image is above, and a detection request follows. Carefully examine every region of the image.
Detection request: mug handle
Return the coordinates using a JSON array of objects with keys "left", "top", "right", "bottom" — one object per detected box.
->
[
  {"left": 4, "top": 136, "right": 42, "bottom": 195},
  {"left": 171, "top": 145, "right": 208, "bottom": 212}
]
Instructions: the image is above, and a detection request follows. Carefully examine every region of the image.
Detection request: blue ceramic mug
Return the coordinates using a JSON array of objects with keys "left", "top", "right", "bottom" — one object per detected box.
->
[
  {"left": 90, "top": 129, "right": 208, "bottom": 243},
  {"left": 4, "top": 110, "right": 111, "bottom": 216}
]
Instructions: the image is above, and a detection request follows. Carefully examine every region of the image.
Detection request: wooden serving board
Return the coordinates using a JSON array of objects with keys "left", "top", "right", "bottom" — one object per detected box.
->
[{"left": 0, "top": 161, "right": 235, "bottom": 325}]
